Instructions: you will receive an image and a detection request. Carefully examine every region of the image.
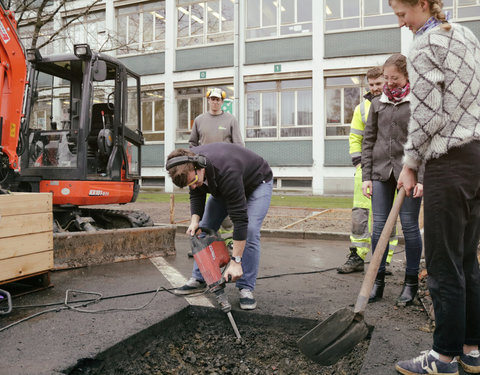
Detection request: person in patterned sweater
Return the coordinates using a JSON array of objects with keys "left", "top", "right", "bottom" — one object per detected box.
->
[{"left": 391, "top": 0, "right": 480, "bottom": 374}]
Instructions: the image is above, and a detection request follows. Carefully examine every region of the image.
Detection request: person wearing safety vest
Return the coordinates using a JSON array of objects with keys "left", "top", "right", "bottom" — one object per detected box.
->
[{"left": 337, "top": 66, "right": 398, "bottom": 274}]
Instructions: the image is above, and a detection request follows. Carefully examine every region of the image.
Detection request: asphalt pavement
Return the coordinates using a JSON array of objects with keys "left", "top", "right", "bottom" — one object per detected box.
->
[{"left": 0, "top": 231, "right": 434, "bottom": 375}]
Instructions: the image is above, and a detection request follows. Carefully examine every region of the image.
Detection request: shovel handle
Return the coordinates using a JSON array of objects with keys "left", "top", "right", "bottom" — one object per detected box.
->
[{"left": 354, "top": 187, "right": 406, "bottom": 314}]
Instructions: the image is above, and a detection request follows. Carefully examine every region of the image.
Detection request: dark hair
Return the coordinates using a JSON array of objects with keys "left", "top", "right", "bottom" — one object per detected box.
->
[
  {"left": 166, "top": 149, "right": 196, "bottom": 188},
  {"left": 388, "top": 0, "right": 451, "bottom": 31},
  {"left": 384, "top": 53, "right": 408, "bottom": 79},
  {"left": 366, "top": 66, "right": 383, "bottom": 80}
]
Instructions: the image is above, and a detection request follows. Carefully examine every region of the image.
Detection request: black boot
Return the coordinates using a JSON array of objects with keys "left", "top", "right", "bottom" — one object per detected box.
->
[
  {"left": 368, "top": 272, "right": 385, "bottom": 303},
  {"left": 396, "top": 274, "right": 418, "bottom": 306}
]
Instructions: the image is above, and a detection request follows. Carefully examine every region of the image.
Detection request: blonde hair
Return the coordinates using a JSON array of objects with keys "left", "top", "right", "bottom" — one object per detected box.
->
[{"left": 389, "top": 0, "right": 451, "bottom": 31}]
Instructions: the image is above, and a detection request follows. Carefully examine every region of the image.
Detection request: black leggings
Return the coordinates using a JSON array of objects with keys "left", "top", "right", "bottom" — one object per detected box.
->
[{"left": 424, "top": 140, "right": 480, "bottom": 356}]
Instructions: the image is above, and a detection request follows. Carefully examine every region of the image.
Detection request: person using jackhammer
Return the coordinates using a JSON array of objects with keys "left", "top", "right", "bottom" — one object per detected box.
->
[
  {"left": 362, "top": 53, "right": 424, "bottom": 306},
  {"left": 166, "top": 143, "right": 273, "bottom": 310},
  {"left": 188, "top": 87, "right": 244, "bottom": 256},
  {"left": 391, "top": 0, "right": 480, "bottom": 374},
  {"left": 337, "top": 66, "right": 399, "bottom": 275}
]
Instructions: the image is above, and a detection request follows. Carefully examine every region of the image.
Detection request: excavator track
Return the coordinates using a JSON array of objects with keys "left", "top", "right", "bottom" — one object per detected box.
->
[{"left": 53, "top": 207, "right": 154, "bottom": 232}]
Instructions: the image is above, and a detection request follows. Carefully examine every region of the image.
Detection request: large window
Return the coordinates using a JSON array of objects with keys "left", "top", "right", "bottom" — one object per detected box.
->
[
  {"left": 325, "top": 75, "right": 369, "bottom": 138},
  {"left": 63, "top": 12, "right": 106, "bottom": 53},
  {"left": 325, "top": 0, "right": 397, "bottom": 32},
  {"left": 324, "top": 0, "right": 480, "bottom": 32},
  {"left": 245, "top": 79, "right": 312, "bottom": 139},
  {"left": 457, "top": 0, "right": 480, "bottom": 19},
  {"left": 142, "top": 89, "right": 165, "bottom": 142},
  {"left": 176, "top": 85, "right": 234, "bottom": 141},
  {"left": 246, "top": 0, "right": 312, "bottom": 40},
  {"left": 117, "top": 1, "right": 166, "bottom": 55},
  {"left": 177, "top": 0, "right": 234, "bottom": 47}
]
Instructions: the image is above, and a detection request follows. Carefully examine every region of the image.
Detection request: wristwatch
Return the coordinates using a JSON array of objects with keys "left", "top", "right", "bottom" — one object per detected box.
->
[{"left": 231, "top": 256, "right": 242, "bottom": 264}]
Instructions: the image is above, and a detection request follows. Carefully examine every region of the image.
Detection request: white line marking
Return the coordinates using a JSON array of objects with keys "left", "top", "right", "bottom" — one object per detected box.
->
[{"left": 150, "top": 256, "right": 214, "bottom": 308}]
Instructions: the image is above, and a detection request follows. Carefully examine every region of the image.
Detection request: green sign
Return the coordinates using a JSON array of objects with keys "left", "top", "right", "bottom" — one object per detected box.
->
[
  {"left": 222, "top": 99, "right": 233, "bottom": 114},
  {"left": 274, "top": 64, "right": 281, "bottom": 72},
  {"left": 200, "top": 71, "right": 207, "bottom": 79}
]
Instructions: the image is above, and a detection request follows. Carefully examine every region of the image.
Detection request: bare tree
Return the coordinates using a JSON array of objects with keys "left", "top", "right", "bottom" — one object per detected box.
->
[{"left": 11, "top": 0, "right": 104, "bottom": 51}]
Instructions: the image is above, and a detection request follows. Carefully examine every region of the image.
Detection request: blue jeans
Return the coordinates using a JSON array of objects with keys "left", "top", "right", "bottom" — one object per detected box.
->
[
  {"left": 192, "top": 179, "right": 273, "bottom": 291},
  {"left": 371, "top": 175, "right": 422, "bottom": 275}
]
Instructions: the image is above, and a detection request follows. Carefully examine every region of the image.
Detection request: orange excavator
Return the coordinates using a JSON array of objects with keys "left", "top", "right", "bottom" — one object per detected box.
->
[{"left": 0, "top": 1, "right": 152, "bottom": 231}]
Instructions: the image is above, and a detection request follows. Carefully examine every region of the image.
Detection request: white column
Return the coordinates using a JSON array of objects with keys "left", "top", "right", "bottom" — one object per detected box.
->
[
  {"left": 311, "top": 0, "right": 325, "bottom": 195},
  {"left": 401, "top": 26, "right": 413, "bottom": 56},
  {"left": 164, "top": 0, "right": 176, "bottom": 193},
  {"left": 234, "top": 0, "right": 245, "bottom": 135},
  {"left": 104, "top": 0, "right": 114, "bottom": 53}
]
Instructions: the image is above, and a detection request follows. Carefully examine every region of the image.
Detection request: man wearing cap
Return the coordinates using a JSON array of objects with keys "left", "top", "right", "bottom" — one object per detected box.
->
[{"left": 189, "top": 87, "right": 244, "bottom": 147}]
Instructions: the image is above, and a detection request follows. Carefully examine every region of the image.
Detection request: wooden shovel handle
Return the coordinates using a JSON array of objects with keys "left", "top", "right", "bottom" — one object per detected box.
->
[{"left": 354, "top": 187, "right": 406, "bottom": 314}]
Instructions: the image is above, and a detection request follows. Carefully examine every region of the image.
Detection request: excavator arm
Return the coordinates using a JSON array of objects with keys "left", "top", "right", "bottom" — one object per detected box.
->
[{"left": 0, "top": 1, "right": 27, "bottom": 174}]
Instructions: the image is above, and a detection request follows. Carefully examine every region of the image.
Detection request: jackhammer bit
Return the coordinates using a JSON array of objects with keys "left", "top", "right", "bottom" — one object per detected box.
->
[{"left": 209, "top": 279, "right": 241, "bottom": 340}]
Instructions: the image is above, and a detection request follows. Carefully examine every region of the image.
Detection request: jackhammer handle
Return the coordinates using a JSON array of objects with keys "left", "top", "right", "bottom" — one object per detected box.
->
[
  {"left": 0, "top": 289, "right": 12, "bottom": 315},
  {"left": 354, "top": 187, "right": 406, "bottom": 314}
]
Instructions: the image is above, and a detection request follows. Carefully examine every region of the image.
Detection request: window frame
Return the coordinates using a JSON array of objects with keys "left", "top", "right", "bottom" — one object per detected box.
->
[
  {"left": 116, "top": 1, "right": 166, "bottom": 57},
  {"left": 141, "top": 88, "right": 165, "bottom": 142},
  {"left": 175, "top": 84, "right": 234, "bottom": 142},
  {"left": 176, "top": 0, "right": 234, "bottom": 49},
  {"left": 245, "top": 0, "right": 313, "bottom": 41},
  {"left": 245, "top": 78, "right": 313, "bottom": 141},
  {"left": 62, "top": 11, "right": 107, "bottom": 53},
  {"left": 324, "top": 73, "right": 369, "bottom": 139}
]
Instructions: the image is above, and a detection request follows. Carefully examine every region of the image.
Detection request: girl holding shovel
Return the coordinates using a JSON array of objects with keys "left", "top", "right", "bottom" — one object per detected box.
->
[{"left": 392, "top": 0, "right": 480, "bottom": 374}]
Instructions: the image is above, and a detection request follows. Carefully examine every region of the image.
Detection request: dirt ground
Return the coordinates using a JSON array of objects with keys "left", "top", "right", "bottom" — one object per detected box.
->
[{"left": 124, "top": 200, "right": 354, "bottom": 233}]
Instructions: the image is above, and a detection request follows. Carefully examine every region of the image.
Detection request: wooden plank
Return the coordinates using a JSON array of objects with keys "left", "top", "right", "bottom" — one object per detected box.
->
[
  {"left": 0, "top": 251, "right": 53, "bottom": 282},
  {"left": 0, "top": 193, "right": 52, "bottom": 217},
  {"left": 281, "top": 209, "right": 330, "bottom": 230},
  {"left": 0, "top": 231, "right": 53, "bottom": 260},
  {"left": 0, "top": 212, "right": 53, "bottom": 238}
]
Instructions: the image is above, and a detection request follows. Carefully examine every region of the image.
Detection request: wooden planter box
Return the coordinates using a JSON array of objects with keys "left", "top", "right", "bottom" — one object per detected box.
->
[{"left": 0, "top": 193, "right": 53, "bottom": 284}]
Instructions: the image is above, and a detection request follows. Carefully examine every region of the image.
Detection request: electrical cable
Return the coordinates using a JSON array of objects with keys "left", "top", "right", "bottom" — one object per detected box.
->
[{"left": 0, "top": 247, "right": 406, "bottom": 333}]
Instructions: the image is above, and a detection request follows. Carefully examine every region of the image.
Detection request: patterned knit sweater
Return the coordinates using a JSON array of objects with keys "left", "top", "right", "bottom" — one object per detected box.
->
[{"left": 403, "top": 23, "right": 480, "bottom": 170}]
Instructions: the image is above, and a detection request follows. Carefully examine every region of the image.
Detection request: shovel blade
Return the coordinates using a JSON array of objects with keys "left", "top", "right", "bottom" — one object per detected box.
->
[{"left": 297, "top": 308, "right": 370, "bottom": 365}]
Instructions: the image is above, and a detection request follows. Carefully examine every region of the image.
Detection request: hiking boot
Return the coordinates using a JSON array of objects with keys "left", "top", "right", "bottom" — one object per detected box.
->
[
  {"left": 395, "top": 350, "right": 459, "bottom": 375},
  {"left": 337, "top": 247, "right": 364, "bottom": 274},
  {"left": 173, "top": 278, "right": 206, "bottom": 295},
  {"left": 459, "top": 350, "right": 480, "bottom": 374},
  {"left": 239, "top": 289, "right": 257, "bottom": 310}
]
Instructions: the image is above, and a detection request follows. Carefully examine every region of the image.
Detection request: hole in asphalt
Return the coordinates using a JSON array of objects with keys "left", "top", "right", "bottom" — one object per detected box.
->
[{"left": 64, "top": 305, "right": 369, "bottom": 375}]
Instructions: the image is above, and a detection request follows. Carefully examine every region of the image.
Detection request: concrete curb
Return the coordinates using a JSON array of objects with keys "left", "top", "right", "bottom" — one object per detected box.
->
[
  {"left": 54, "top": 225, "right": 176, "bottom": 269},
  {"left": 173, "top": 223, "right": 405, "bottom": 244}
]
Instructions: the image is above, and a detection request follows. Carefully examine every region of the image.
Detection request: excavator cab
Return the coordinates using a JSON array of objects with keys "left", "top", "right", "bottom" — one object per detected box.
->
[{"left": 16, "top": 44, "right": 149, "bottom": 231}]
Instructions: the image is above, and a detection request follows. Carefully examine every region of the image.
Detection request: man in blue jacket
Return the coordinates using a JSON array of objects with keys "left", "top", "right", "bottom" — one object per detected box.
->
[{"left": 166, "top": 143, "right": 273, "bottom": 310}]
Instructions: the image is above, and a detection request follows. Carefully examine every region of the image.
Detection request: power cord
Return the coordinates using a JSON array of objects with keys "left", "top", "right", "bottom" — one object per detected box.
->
[{"left": 0, "top": 248, "right": 406, "bottom": 333}]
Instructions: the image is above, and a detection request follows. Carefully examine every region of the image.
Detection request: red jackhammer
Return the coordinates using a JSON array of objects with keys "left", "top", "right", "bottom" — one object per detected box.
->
[{"left": 191, "top": 228, "right": 241, "bottom": 339}]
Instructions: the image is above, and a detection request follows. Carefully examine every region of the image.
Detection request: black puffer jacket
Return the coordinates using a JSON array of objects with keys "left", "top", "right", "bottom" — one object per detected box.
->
[{"left": 362, "top": 93, "right": 424, "bottom": 183}]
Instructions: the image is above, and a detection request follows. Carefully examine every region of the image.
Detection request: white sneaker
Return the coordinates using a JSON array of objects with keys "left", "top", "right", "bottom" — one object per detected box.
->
[{"left": 239, "top": 288, "right": 257, "bottom": 310}]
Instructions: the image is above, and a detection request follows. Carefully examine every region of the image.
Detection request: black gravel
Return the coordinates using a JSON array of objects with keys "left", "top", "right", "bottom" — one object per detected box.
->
[{"left": 65, "top": 306, "right": 369, "bottom": 375}]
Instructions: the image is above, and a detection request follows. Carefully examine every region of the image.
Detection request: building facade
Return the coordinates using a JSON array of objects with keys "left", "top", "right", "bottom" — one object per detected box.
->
[{"left": 18, "top": 0, "right": 480, "bottom": 194}]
